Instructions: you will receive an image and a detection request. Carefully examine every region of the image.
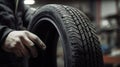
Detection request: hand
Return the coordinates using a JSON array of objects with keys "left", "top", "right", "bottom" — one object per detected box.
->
[{"left": 2, "top": 31, "right": 46, "bottom": 57}]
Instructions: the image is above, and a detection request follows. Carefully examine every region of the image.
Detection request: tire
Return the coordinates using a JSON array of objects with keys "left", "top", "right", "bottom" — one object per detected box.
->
[{"left": 28, "top": 4, "right": 103, "bottom": 67}]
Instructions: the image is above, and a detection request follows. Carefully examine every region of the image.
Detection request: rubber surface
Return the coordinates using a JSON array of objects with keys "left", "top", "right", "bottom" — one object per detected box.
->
[{"left": 28, "top": 4, "right": 104, "bottom": 67}]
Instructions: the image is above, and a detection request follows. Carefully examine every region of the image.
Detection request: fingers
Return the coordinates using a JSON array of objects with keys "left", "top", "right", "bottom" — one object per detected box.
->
[
  {"left": 21, "top": 36, "right": 38, "bottom": 57},
  {"left": 25, "top": 31, "right": 46, "bottom": 50},
  {"left": 12, "top": 38, "right": 29, "bottom": 57},
  {"left": 13, "top": 49, "right": 22, "bottom": 57},
  {"left": 3, "top": 31, "right": 46, "bottom": 58},
  {"left": 27, "top": 46, "right": 38, "bottom": 58},
  {"left": 19, "top": 41, "right": 29, "bottom": 57}
]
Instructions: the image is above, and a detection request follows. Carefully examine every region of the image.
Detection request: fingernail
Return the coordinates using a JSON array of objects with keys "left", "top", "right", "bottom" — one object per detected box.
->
[
  {"left": 42, "top": 46, "right": 46, "bottom": 50},
  {"left": 41, "top": 43, "right": 46, "bottom": 50},
  {"left": 30, "top": 43, "right": 34, "bottom": 46}
]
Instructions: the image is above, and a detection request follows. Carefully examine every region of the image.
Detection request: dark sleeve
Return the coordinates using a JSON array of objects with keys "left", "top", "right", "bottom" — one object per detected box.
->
[
  {"left": 0, "top": 4, "right": 14, "bottom": 47},
  {"left": 0, "top": 26, "right": 13, "bottom": 47}
]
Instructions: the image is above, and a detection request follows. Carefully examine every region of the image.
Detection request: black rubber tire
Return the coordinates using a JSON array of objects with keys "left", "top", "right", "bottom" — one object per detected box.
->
[{"left": 28, "top": 4, "right": 103, "bottom": 67}]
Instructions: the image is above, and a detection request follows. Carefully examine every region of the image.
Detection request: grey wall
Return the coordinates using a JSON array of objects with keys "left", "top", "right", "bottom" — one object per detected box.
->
[{"left": 101, "top": 0, "right": 116, "bottom": 17}]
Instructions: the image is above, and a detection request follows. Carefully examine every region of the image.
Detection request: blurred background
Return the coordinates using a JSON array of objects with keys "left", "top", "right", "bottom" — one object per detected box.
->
[{"left": 24, "top": 0, "right": 120, "bottom": 67}]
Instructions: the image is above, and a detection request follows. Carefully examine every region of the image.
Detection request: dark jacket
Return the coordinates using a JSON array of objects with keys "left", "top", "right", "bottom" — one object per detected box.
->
[{"left": 0, "top": 0, "right": 32, "bottom": 66}]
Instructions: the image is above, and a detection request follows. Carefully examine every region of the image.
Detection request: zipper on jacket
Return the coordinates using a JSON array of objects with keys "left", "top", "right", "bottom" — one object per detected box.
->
[
  {"left": 15, "top": 0, "right": 19, "bottom": 14},
  {"left": 14, "top": 0, "right": 19, "bottom": 30}
]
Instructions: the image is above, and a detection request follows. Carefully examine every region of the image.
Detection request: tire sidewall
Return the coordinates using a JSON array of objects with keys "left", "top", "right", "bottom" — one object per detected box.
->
[{"left": 28, "top": 5, "right": 72, "bottom": 67}]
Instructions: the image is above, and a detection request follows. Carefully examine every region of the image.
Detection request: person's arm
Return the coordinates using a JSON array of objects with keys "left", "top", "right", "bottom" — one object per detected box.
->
[
  {"left": 3, "top": 30, "right": 46, "bottom": 57},
  {"left": 0, "top": 25, "right": 13, "bottom": 47},
  {"left": 0, "top": 5, "right": 46, "bottom": 57},
  {"left": 0, "top": 4, "right": 15, "bottom": 47}
]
